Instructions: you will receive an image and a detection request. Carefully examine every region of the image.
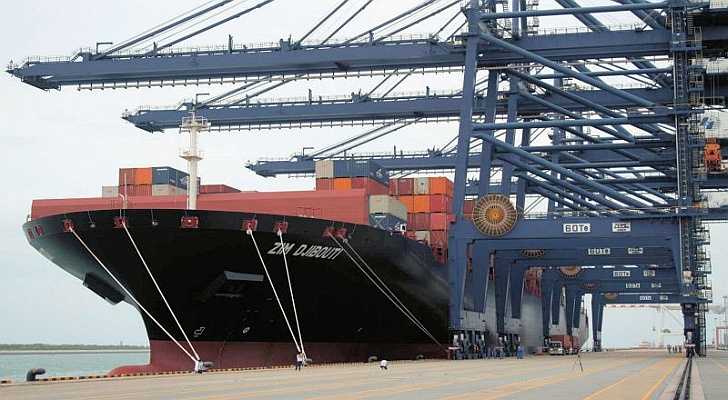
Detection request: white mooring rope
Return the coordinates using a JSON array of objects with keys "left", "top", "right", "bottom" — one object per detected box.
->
[
  {"left": 69, "top": 228, "right": 198, "bottom": 364},
  {"left": 278, "top": 230, "right": 306, "bottom": 358},
  {"left": 121, "top": 222, "right": 201, "bottom": 362},
  {"left": 247, "top": 229, "right": 302, "bottom": 353},
  {"left": 328, "top": 233, "right": 443, "bottom": 348}
]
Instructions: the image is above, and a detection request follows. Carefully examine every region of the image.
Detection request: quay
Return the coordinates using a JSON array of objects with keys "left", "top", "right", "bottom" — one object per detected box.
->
[{"left": 2, "top": 350, "right": 726, "bottom": 399}]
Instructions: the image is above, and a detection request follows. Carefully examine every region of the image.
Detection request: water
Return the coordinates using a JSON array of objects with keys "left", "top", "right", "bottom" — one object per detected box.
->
[{"left": 0, "top": 351, "right": 149, "bottom": 382}]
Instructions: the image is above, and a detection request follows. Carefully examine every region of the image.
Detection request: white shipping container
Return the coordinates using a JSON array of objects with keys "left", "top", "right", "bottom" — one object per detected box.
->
[
  {"left": 710, "top": 0, "right": 728, "bottom": 10},
  {"left": 368, "top": 195, "right": 408, "bottom": 220},
  {"left": 414, "top": 177, "right": 430, "bottom": 194},
  {"left": 314, "top": 160, "right": 334, "bottom": 179},
  {"left": 702, "top": 110, "right": 728, "bottom": 139},
  {"left": 706, "top": 192, "right": 728, "bottom": 208},
  {"left": 414, "top": 231, "right": 431, "bottom": 242},
  {"left": 102, "top": 186, "right": 118, "bottom": 198},
  {"left": 152, "top": 184, "right": 187, "bottom": 196}
]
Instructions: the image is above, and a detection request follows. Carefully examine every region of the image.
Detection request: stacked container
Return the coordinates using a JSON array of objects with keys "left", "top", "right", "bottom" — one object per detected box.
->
[
  {"left": 389, "top": 176, "right": 455, "bottom": 263},
  {"left": 118, "top": 167, "right": 153, "bottom": 197},
  {"left": 315, "top": 160, "right": 389, "bottom": 194},
  {"left": 524, "top": 269, "right": 542, "bottom": 297}
]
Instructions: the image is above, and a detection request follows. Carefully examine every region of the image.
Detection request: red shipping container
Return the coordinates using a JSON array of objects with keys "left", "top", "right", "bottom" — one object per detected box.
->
[
  {"left": 118, "top": 184, "right": 152, "bottom": 197},
  {"left": 396, "top": 178, "right": 414, "bottom": 195},
  {"left": 118, "top": 168, "right": 136, "bottom": 186},
  {"left": 429, "top": 213, "right": 451, "bottom": 230},
  {"left": 407, "top": 213, "right": 416, "bottom": 228},
  {"left": 412, "top": 213, "right": 431, "bottom": 231},
  {"left": 463, "top": 199, "right": 475, "bottom": 216},
  {"left": 351, "top": 177, "right": 388, "bottom": 195},
  {"left": 398, "top": 195, "right": 415, "bottom": 212},
  {"left": 200, "top": 184, "right": 240, "bottom": 194},
  {"left": 430, "top": 230, "right": 447, "bottom": 247},
  {"left": 315, "top": 178, "right": 334, "bottom": 190},
  {"left": 388, "top": 179, "right": 398, "bottom": 196},
  {"left": 430, "top": 194, "right": 451, "bottom": 213}
]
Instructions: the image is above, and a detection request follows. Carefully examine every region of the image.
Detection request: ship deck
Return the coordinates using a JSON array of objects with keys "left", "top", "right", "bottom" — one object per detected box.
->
[{"left": 2, "top": 350, "right": 726, "bottom": 399}]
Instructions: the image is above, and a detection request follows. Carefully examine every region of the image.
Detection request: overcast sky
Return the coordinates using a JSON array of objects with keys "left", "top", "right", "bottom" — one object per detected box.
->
[{"left": 1, "top": 0, "right": 726, "bottom": 348}]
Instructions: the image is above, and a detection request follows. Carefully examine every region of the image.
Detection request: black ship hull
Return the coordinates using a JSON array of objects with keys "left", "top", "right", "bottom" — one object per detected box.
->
[{"left": 24, "top": 209, "right": 452, "bottom": 373}]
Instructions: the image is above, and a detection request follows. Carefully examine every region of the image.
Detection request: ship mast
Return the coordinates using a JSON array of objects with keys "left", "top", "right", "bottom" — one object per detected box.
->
[{"left": 180, "top": 112, "right": 209, "bottom": 210}]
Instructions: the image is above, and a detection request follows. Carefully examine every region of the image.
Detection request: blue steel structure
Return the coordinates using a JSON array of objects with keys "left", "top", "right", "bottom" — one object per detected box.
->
[{"left": 9, "top": 0, "right": 728, "bottom": 356}]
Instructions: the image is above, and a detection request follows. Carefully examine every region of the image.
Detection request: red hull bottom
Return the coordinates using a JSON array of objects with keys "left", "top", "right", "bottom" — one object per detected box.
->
[{"left": 109, "top": 340, "right": 446, "bottom": 375}]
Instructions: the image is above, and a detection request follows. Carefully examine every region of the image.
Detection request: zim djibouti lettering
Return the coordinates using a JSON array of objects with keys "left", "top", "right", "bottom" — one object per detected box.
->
[{"left": 267, "top": 242, "right": 344, "bottom": 260}]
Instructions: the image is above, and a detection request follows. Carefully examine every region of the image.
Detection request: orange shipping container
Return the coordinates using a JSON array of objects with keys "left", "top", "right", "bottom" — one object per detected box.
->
[
  {"left": 333, "top": 177, "right": 353, "bottom": 190},
  {"left": 134, "top": 167, "right": 153, "bottom": 185},
  {"left": 413, "top": 195, "right": 431, "bottom": 213},
  {"left": 398, "top": 195, "right": 415, "bottom": 211},
  {"left": 351, "top": 177, "right": 388, "bottom": 195},
  {"left": 429, "top": 177, "right": 454, "bottom": 197}
]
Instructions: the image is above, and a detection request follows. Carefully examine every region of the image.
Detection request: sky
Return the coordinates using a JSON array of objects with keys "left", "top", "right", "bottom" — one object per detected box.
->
[{"left": 0, "top": 0, "right": 726, "bottom": 348}]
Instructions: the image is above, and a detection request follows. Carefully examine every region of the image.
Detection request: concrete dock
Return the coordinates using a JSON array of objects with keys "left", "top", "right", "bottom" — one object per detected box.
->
[{"left": 2, "top": 350, "right": 726, "bottom": 399}]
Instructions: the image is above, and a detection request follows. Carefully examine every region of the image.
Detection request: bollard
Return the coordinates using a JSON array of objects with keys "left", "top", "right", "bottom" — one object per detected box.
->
[{"left": 26, "top": 368, "right": 46, "bottom": 382}]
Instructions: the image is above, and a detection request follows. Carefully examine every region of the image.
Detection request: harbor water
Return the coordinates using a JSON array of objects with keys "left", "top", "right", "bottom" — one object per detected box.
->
[{"left": 0, "top": 351, "right": 149, "bottom": 382}]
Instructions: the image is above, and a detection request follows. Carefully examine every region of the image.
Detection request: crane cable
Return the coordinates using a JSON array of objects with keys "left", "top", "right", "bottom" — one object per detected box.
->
[
  {"left": 121, "top": 222, "right": 202, "bottom": 362},
  {"left": 277, "top": 230, "right": 306, "bottom": 359},
  {"left": 327, "top": 233, "right": 444, "bottom": 349},
  {"left": 247, "top": 229, "right": 302, "bottom": 353},
  {"left": 68, "top": 227, "right": 198, "bottom": 365}
]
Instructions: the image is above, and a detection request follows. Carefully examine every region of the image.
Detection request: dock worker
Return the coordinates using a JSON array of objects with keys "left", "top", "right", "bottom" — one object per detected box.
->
[
  {"left": 295, "top": 352, "right": 303, "bottom": 371},
  {"left": 380, "top": 359, "right": 388, "bottom": 370}
]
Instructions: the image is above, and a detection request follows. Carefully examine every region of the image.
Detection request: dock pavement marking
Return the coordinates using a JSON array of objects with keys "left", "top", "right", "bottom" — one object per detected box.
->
[
  {"left": 579, "top": 357, "right": 680, "bottom": 400},
  {"left": 438, "top": 357, "right": 641, "bottom": 400}
]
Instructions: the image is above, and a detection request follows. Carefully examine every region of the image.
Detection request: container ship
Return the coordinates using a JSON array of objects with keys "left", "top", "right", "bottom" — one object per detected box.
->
[{"left": 22, "top": 162, "right": 588, "bottom": 375}]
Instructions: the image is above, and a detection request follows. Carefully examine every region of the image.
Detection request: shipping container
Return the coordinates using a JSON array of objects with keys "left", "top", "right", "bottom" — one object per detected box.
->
[
  {"left": 118, "top": 168, "right": 136, "bottom": 186},
  {"left": 405, "top": 231, "right": 417, "bottom": 240},
  {"left": 429, "top": 177, "right": 454, "bottom": 197},
  {"left": 118, "top": 184, "right": 152, "bottom": 197},
  {"left": 134, "top": 167, "right": 153, "bottom": 185},
  {"left": 429, "top": 212, "right": 451, "bottom": 230},
  {"left": 412, "top": 213, "right": 431, "bottom": 231},
  {"left": 333, "top": 177, "right": 353, "bottom": 190},
  {"left": 407, "top": 213, "right": 416, "bottom": 229},
  {"left": 152, "top": 166, "right": 193, "bottom": 189},
  {"left": 414, "top": 177, "right": 430, "bottom": 194},
  {"left": 315, "top": 178, "right": 334, "bottom": 190},
  {"left": 332, "top": 160, "right": 389, "bottom": 185},
  {"left": 706, "top": 192, "right": 728, "bottom": 208},
  {"left": 368, "top": 195, "right": 407, "bottom": 220},
  {"left": 152, "top": 184, "right": 187, "bottom": 196},
  {"left": 430, "top": 194, "right": 451, "bottom": 213},
  {"left": 352, "top": 177, "right": 388, "bottom": 195},
  {"left": 397, "top": 178, "right": 414, "bottom": 195},
  {"left": 463, "top": 199, "right": 476, "bottom": 216},
  {"left": 199, "top": 184, "right": 240, "bottom": 194},
  {"left": 414, "top": 231, "right": 430, "bottom": 243},
  {"left": 413, "top": 195, "right": 431, "bottom": 213},
  {"left": 398, "top": 195, "right": 415, "bottom": 211},
  {"left": 430, "top": 230, "right": 447, "bottom": 246},
  {"left": 314, "top": 160, "right": 334, "bottom": 179},
  {"left": 101, "top": 186, "right": 118, "bottom": 198},
  {"left": 368, "top": 213, "right": 406, "bottom": 231}
]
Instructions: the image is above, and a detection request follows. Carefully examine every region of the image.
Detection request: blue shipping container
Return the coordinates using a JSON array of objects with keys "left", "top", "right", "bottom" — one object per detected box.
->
[
  {"left": 332, "top": 160, "right": 389, "bottom": 185},
  {"left": 152, "top": 167, "right": 197, "bottom": 189},
  {"left": 368, "top": 213, "right": 406, "bottom": 231}
]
